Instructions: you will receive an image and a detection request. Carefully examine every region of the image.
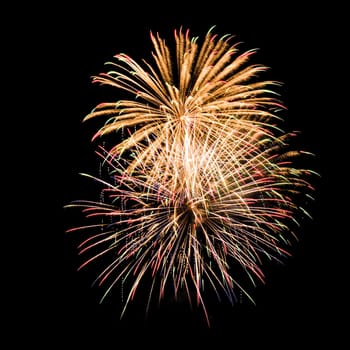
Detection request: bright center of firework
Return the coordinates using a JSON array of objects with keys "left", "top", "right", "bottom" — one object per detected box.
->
[
  {"left": 180, "top": 114, "right": 194, "bottom": 127},
  {"left": 185, "top": 198, "right": 207, "bottom": 226}
]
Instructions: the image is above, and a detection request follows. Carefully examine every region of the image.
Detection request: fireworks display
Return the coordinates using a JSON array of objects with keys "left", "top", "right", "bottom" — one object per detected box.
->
[{"left": 65, "top": 26, "right": 317, "bottom": 325}]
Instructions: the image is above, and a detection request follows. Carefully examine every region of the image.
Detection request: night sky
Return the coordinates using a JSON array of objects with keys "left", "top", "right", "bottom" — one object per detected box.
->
[{"left": 22, "top": 2, "right": 342, "bottom": 348}]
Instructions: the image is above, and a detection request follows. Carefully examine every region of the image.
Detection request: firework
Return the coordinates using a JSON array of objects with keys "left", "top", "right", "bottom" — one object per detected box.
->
[{"left": 66, "top": 26, "right": 317, "bottom": 325}]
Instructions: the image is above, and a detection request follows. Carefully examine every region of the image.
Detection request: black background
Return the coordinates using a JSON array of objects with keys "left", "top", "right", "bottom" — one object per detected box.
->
[{"left": 18, "top": 2, "right": 343, "bottom": 348}]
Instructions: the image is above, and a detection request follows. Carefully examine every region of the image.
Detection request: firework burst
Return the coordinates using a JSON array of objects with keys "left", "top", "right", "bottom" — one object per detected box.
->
[{"left": 66, "top": 26, "right": 317, "bottom": 325}]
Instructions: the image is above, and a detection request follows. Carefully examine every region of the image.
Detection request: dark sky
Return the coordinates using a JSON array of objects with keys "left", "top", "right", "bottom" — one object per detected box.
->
[{"left": 23, "top": 2, "right": 342, "bottom": 348}]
